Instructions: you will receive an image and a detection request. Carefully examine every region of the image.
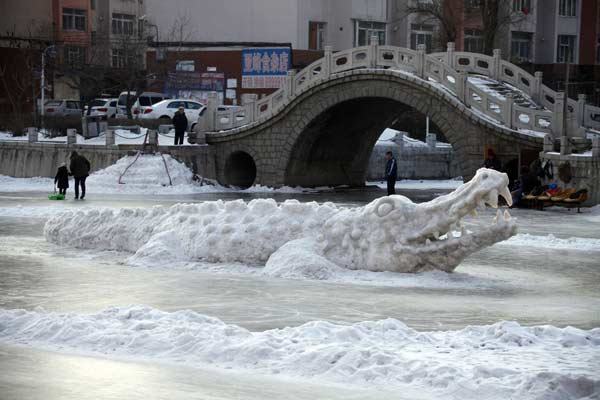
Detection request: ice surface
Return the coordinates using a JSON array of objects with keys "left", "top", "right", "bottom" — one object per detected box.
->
[{"left": 0, "top": 305, "right": 598, "bottom": 399}]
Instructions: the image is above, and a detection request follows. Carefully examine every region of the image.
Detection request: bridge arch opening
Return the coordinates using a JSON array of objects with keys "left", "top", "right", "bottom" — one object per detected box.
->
[
  {"left": 284, "top": 97, "right": 453, "bottom": 187},
  {"left": 224, "top": 151, "right": 257, "bottom": 189}
]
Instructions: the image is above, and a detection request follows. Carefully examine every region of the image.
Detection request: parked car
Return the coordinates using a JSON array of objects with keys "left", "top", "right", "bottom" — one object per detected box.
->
[
  {"left": 137, "top": 99, "right": 205, "bottom": 130},
  {"left": 43, "top": 100, "right": 83, "bottom": 117},
  {"left": 84, "top": 98, "right": 118, "bottom": 118},
  {"left": 132, "top": 92, "right": 170, "bottom": 118}
]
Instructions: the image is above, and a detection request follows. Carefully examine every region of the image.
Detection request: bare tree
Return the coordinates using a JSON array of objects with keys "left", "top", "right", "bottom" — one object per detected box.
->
[
  {"left": 406, "top": 0, "right": 531, "bottom": 55},
  {"left": 405, "top": 0, "right": 461, "bottom": 46}
]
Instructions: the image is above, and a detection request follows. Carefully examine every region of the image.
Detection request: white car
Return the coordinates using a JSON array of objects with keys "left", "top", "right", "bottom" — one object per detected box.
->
[
  {"left": 137, "top": 99, "right": 205, "bottom": 130},
  {"left": 131, "top": 92, "right": 170, "bottom": 118},
  {"left": 85, "top": 98, "right": 118, "bottom": 118}
]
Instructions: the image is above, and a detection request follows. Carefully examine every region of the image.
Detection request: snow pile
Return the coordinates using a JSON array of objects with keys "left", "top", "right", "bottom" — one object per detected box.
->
[
  {"left": 44, "top": 200, "right": 340, "bottom": 266},
  {"left": 499, "top": 234, "right": 600, "bottom": 251},
  {"left": 88, "top": 154, "right": 193, "bottom": 187},
  {"left": 0, "top": 305, "right": 598, "bottom": 399}
]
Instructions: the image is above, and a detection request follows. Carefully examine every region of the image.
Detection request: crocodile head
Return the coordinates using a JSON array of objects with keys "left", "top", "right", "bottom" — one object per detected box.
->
[{"left": 320, "top": 168, "right": 517, "bottom": 273}]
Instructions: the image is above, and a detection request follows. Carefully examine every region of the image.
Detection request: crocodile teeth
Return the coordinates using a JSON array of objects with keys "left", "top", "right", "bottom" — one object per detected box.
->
[
  {"left": 432, "top": 231, "right": 440, "bottom": 239},
  {"left": 492, "top": 210, "right": 501, "bottom": 224},
  {"left": 499, "top": 186, "right": 513, "bottom": 207},
  {"left": 503, "top": 210, "right": 512, "bottom": 221}
]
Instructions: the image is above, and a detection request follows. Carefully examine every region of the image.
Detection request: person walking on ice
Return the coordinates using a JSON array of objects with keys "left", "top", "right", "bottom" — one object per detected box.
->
[
  {"left": 384, "top": 151, "right": 398, "bottom": 196},
  {"left": 172, "top": 106, "right": 188, "bottom": 145},
  {"left": 54, "top": 162, "right": 69, "bottom": 196},
  {"left": 69, "top": 151, "right": 91, "bottom": 200}
]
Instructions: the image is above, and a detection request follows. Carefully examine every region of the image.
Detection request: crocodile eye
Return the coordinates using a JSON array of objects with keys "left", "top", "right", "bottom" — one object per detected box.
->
[
  {"left": 481, "top": 172, "right": 489, "bottom": 180},
  {"left": 377, "top": 201, "right": 394, "bottom": 217}
]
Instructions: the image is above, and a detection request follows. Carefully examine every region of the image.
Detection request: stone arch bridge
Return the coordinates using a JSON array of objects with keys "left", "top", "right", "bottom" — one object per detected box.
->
[{"left": 198, "top": 41, "right": 600, "bottom": 188}]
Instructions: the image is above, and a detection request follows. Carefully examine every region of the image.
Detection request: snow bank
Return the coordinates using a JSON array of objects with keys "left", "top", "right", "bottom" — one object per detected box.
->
[
  {"left": 89, "top": 154, "right": 193, "bottom": 187},
  {"left": 0, "top": 305, "right": 598, "bottom": 399},
  {"left": 499, "top": 234, "right": 600, "bottom": 251},
  {"left": 44, "top": 200, "right": 340, "bottom": 266}
]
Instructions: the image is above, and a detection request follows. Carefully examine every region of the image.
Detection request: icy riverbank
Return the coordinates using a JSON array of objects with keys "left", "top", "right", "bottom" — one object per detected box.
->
[{"left": 0, "top": 305, "right": 598, "bottom": 400}]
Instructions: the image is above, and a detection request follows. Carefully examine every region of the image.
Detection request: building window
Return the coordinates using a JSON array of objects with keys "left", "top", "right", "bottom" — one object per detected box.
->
[
  {"left": 597, "top": 36, "right": 600, "bottom": 63},
  {"left": 112, "top": 13, "right": 135, "bottom": 35},
  {"left": 464, "top": 29, "right": 484, "bottom": 53},
  {"left": 90, "top": 0, "right": 95, "bottom": 10},
  {"left": 112, "top": 48, "right": 136, "bottom": 68},
  {"left": 354, "top": 20, "right": 386, "bottom": 46},
  {"left": 308, "top": 21, "right": 326, "bottom": 50},
  {"left": 63, "top": 8, "right": 86, "bottom": 31},
  {"left": 410, "top": 24, "right": 434, "bottom": 51},
  {"left": 557, "top": 35, "right": 576, "bottom": 62},
  {"left": 559, "top": 0, "right": 577, "bottom": 16},
  {"left": 512, "top": 0, "right": 531, "bottom": 13},
  {"left": 465, "top": 0, "right": 481, "bottom": 9},
  {"left": 511, "top": 31, "right": 532, "bottom": 61},
  {"left": 64, "top": 46, "right": 86, "bottom": 65},
  {"left": 91, "top": 31, "right": 96, "bottom": 45}
]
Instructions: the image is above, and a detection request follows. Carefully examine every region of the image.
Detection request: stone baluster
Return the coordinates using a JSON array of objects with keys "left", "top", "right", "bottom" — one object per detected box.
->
[
  {"left": 206, "top": 91, "right": 218, "bottom": 131},
  {"left": 243, "top": 93, "right": 258, "bottom": 123},
  {"left": 577, "top": 94, "right": 587, "bottom": 128},
  {"left": 553, "top": 93, "right": 565, "bottom": 138},
  {"left": 147, "top": 129, "right": 158, "bottom": 146},
  {"left": 27, "top": 127, "right": 38, "bottom": 143},
  {"left": 533, "top": 71, "right": 543, "bottom": 104},
  {"left": 286, "top": 70, "right": 296, "bottom": 99},
  {"left": 543, "top": 134, "right": 554, "bottom": 153},
  {"left": 369, "top": 34, "right": 379, "bottom": 68},
  {"left": 456, "top": 71, "right": 468, "bottom": 103},
  {"left": 504, "top": 93, "right": 514, "bottom": 129},
  {"left": 67, "top": 129, "right": 77, "bottom": 145},
  {"left": 105, "top": 128, "right": 115, "bottom": 146},
  {"left": 492, "top": 49, "right": 501, "bottom": 80},
  {"left": 560, "top": 135, "right": 571, "bottom": 156},
  {"left": 416, "top": 44, "right": 426, "bottom": 79},
  {"left": 323, "top": 45, "right": 332, "bottom": 79},
  {"left": 446, "top": 42, "right": 455, "bottom": 69},
  {"left": 426, "top": 133, "right": 437, "bottom": 148},
  {"left": 593, "top": 136, "right": 600, "bottom": 158}
]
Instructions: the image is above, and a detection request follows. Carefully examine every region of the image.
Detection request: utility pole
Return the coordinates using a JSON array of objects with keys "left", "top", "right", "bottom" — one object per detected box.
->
[{"left": 40, "top": 45, "right": 55, "bottom": 134}]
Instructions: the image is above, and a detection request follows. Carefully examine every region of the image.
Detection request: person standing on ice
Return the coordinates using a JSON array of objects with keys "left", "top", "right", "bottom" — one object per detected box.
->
[
  {"left": 384, "top": 151, "right": 397, "bottom": 196},
  {"left": 172, "top": 106, "right": 188, "bottom": 146},
  {"left": 54, "top": 162, "right": 69, "bottom": 196},
  {"left": 69, "top": 151, "right": 91, "bottom": 200}
]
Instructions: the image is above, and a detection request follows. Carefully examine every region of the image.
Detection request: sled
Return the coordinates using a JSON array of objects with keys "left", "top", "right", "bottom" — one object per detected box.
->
[{"left": 48, "top": 193, "right": 65, "bottom": 200}]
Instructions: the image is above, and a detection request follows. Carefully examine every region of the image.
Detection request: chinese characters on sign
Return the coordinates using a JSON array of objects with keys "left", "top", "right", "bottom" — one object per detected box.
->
[{"left": 241, "top": 48, "right": 290, "bottom": 89}]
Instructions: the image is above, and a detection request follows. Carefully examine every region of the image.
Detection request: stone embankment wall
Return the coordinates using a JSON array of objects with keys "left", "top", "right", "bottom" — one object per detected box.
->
[{"left": 0, "top": 142, "right": 217, "bottom": 180}]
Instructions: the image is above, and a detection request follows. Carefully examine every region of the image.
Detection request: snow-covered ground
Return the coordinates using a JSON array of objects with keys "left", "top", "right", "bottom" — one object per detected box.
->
[
  {"left": 0, "top": 154, "right": 309, "bottom": 195},
  {"left": 1, "top": 305, "right": 598, "bottom": 399}
]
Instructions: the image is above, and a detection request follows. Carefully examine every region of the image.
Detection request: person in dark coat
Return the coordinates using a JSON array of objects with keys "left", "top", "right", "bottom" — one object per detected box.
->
[
  {"left": 172, "top": 106, "right": 188, "bottom": 145},
  {"left": 69, "top": 151, "right": 91, "bottom": 200},
  {"left": 384, "top": 151, "right": 398, "bottom": 196},
  {"left": 54, "top": 162, "right": 69, "bottom": 195},
  {"left": 483, "top": 149, "right": 502, "bottom": 171}
]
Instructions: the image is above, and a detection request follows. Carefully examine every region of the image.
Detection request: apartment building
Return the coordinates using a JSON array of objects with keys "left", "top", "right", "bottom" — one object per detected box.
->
[{"left": 144, "top": 0, "right": 389, "bottom": 51}]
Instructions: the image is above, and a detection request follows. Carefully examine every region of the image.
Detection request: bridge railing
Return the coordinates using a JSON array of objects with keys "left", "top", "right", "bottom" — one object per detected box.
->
[{"left": 204, "top": 38, "right": 599, "bottom": 136}]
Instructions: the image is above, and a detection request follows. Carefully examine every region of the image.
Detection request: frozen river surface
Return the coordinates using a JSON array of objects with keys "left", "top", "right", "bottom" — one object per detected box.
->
[{"left": 1, "top": 190, "right": 599, "bottom": 399}]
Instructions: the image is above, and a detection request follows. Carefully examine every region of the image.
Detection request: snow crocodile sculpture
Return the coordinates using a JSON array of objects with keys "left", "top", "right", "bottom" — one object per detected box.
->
[{"left": 45, "top": 168, "right": 516, "bottom": 274}]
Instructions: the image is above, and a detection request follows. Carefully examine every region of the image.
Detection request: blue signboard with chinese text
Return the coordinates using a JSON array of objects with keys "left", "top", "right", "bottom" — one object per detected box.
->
[{"left": 242, "top": 47, "right": 290, "bottom": 88}]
